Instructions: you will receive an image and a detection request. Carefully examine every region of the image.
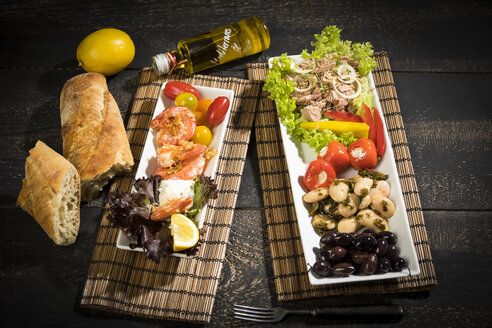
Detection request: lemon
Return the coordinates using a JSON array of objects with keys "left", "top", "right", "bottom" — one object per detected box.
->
[
  {"left": 171, "top": 213, "right": 199, "bottom": 252},
  {"left": 76, "top": 28, "right": 135, "bottom": 76}
]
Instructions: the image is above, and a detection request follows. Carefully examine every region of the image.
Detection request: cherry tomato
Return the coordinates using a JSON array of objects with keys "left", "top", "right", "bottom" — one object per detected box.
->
[
  {"left": 163, "top": 81, "right": 200, "bottom": 100},
  {"left": 175, "top": 92, "right": 198, "bottom": 111},
  {"left": 372, "top": 107, "right": 386, "bottom": 158},
  {"left": 193, "top": 110, "right": 206, "bottom": 126},
  {"left": 347, "top": 138, "right": 378, "bottom": 170},
  {"left": 361, "top": 103, "right": 377, "bottom": 145},
  {"left": 317, "top": 141, "right": 350, "bottom": 173},
  {"left": 196, "top": 99, "right": 213, "bottom": 114},
  {"left": 192, "top": 125, "right": 213, "bottom": 146},
  {"left": 303, "top": 159, "right": 336, "bottom": 191},
  {"left": 206, "top": 96, "right": 230, "bottom": 125}
]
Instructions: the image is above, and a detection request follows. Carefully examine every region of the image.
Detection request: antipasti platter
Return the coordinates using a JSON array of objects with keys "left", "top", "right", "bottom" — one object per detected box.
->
[
  {"left": 116, "top": 82, "right": 234, "bottom": 258},
  {"left": 264, "top": 27, "right": 420, "bottom": 285}
]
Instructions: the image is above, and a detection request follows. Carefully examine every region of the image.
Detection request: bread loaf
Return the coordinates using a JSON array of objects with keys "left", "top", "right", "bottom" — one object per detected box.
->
[
  {"left": 16, "top": 141, "right": 81, "bottom": 245},
  {"left": 60, "top": 72, "right": 134, "bottom": 201}
]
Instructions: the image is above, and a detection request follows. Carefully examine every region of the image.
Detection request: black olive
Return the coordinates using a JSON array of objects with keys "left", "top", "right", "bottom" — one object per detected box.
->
[
  {"left": 361, "top": 253, "right": 378, "bottom": 275},
  {"left": 354, "top": 235, "right": 377, "bottom": 251},
  {"left": 361, "top": 228, "right": 375, "bottom": 236},
  {"left": 376, "top": 238, "right": 388, "bottom": 257},
  {"left": 320, "top": 231, "right": 340, "bottom": 247},
  {"left": 335, "top": 233, "right": 355, "bottom": 248},
  {"left": 391, "top": 257, "right": 406, "bottom": 271},
  {"left": 329, "top": 246, "right": 347, "bottom": 263},
  {"left": 319, "top": 245, "right": 331, "bottom": 261},
  {"left": 311, "top": 261, "right": 332, "bottom": 277},
  {"left": 332, "top": 263, "right": 356, "bottom": 277},
  {"left": 376, "top": 231, "right": 398, "bottom": 245},
  {"left": 385, "top": 244, "right": 400, "bottom": 261},
  {"left": 351, "top": 250, "right": 368, "bottom": 265},
  {"left": 377, "top": 258, "right": 391, "bottom": 273}
]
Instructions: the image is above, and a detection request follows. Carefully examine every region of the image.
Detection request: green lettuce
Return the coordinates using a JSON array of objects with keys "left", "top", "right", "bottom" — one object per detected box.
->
[{"left": 264, "top": 26, "right": 376, "bottom": 151}]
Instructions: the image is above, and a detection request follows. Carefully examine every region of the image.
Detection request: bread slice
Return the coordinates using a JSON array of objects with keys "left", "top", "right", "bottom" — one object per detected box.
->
[
  {"left": 60, "top": 72, "right": 134, "bottom": 201},
  {"left": 16, "top": 141, "right": 81, "bottom": 245}
]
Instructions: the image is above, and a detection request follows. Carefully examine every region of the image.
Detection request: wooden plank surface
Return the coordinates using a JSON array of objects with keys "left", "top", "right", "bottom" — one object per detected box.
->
[
  {"left": 0, "top": 0, "right": 491, "bottom": 327},
  {"left": 1, "top": 1, "right": 491, "bottom": 72}
]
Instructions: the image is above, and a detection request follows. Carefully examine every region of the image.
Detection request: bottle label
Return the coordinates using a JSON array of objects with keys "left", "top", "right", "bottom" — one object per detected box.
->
[
  {"left": 212, "top": 28, "right": 232, "bottom": 64},
  {"left": 209, "top": 27, "right": 245, "bottom": 65}
]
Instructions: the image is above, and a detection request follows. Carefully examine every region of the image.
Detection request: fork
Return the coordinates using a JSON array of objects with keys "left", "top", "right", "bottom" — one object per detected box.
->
[{"left": 234, "top": 304, "right": 403, "bottom": 323}]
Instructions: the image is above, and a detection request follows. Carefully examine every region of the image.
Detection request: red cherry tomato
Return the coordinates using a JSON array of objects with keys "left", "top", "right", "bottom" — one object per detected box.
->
[
  {"left": 317, "top": 141, "right": 350, "bottom": 173},
  {"left": 347, "top": 138, "right": 378, "bottom": 170},
  {"left": 361, "top": 103, "right": 376, "bottom": 145},
  {"left": 372, "top": 107, "right": 386, "bottom": 158},
  {"left": 206, "top": 96, "right": 230, "bottom": 125},
  {"left": 303, "top": 159, "right": 336, "bottom": 191},
  {"left": 163, "top": 81, "right": 200, "bottom": 101}
]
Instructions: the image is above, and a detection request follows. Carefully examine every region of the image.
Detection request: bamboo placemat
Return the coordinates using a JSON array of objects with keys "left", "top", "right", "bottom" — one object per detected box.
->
[
  {"left": 80, "top": 69, "right": 261, "bottom": 322},
  {"left": 247, "top": 52, "right": 437, "bottom": 301}
]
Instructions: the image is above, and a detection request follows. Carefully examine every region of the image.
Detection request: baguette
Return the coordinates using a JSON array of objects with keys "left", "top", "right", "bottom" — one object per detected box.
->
[
  {"left": 16, "top": 141, "right": 80, "bottom": 245},
  {"left": 60, "top": 72, "right": 134, "bottom": 201}
]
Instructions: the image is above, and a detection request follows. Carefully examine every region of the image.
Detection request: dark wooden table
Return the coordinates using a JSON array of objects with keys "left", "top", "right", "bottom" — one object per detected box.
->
[{"left": 1, "top": 1, "right": 491, "bottom": 327}]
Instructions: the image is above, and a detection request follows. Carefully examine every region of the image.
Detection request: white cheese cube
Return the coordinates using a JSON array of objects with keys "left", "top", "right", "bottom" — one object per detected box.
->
[{"left": 158, "top": 180, "right": 195, "bottom": 205}]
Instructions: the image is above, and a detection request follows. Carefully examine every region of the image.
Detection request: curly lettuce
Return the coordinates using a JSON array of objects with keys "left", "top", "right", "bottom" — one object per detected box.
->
[
  {"left": 264, "top": 26, "right": 376, "bottom": 151},
  {"left": 303, "top": 25, "right": 377, "bottom": 76}
]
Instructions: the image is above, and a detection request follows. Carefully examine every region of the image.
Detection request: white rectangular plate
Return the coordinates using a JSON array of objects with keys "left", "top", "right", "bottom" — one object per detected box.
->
[
  {"left": 116, "top": 83, "right": 234, "bottom": 258},
  {"left": 269, "top": 55, "right": 420, "bottom": 285}
]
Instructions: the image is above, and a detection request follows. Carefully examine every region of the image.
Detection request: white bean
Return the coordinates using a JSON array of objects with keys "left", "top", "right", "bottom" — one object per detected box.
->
[
  {"left": 354, "top": 177, "right": 374, "bottom": 197},
  {"left": 370, "top": 194, "right": 396, "bottom": 218},
  {"left": 329, "top": 181, "right": 349, "bottom": 202},
  {"left": 302, "top": 187, "right": 329, "bottom": 203},
  {"left": 311, "top": 214, "right": 336, "bottom": 230},
  {"left": 356, "top": 209, "right": 389, "bottom": 233},
  {"left": 337, "top": 193, "right": 360, "bottom": 217},
  {"left": 337, "top": 217, "right": 361, "bottom": 233},
  {"left": 370, "top": 180, "right": 391, "bottom": 197},
  {"left": 359, "top": 194, "right": 372, "bottom": 209}
]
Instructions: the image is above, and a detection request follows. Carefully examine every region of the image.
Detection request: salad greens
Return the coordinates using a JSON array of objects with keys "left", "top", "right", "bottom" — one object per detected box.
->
[
  {"left": 186, "top": 175, "right": 219, "bottom": 218},
  {"left": 264, "top": 26, "right": 377, "bottom": 152},
  {"left": 107, "top": 174, "right": 217, "bottom": 263}
]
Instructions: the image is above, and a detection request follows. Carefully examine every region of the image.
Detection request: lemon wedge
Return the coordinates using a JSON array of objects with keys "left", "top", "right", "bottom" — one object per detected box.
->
[{"left": 171, "top": 213, "right": 199, "bottom": 252}]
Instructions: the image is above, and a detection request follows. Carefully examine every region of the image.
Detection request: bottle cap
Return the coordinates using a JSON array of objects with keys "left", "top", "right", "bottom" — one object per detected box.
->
[{"left": 152, "top": 52, "right": 177, "bottom": 75}]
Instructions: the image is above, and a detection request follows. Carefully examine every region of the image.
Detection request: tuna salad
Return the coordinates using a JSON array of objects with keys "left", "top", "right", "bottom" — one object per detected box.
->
[
  {"left": 264, "top": 26, "right": 377, "bottom": 151},
  {"left": 287, "top": 55, "right": 362, "bottom": 122}
]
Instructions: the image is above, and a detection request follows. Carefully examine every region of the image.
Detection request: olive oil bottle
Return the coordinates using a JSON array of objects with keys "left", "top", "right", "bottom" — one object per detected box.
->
[{"left": 152, "top": 17, "right": 270, "bottom": 75}]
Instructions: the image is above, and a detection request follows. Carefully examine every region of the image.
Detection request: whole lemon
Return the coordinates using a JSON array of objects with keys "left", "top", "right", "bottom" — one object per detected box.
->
[{"left": 76, "top": 28, "right": 135, "bottom": 76}]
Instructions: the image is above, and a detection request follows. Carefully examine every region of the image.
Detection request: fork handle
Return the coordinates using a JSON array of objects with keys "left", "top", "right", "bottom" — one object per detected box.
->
[{"left": 312, "top": 304, "right": 403, "bottom": 318}]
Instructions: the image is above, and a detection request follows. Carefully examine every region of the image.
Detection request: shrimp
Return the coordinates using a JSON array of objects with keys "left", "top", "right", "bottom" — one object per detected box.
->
[
  {"left": 150, "top": 106, "right": 196, "bottom": 145},
  {"left": 166, "top": 154, "right": 206, "bottom": 180},
  {"left": 157, "top": 141, "right": 207, "bottom": 168},
  {"left": 154, "top": 154, "right": 206, "bottom": 180},
  {"left": 150, "top": 196, "right": 193, "bottom": 221}
]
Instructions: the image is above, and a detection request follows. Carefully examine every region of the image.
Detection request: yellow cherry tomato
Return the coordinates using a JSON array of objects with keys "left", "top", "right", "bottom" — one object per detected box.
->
[
  {"left": 194, "top": 110, "right": 206, "bottom": 126},
  {"left": 196, "top": 99, "right": 213, "bottom": 114},
  {"left": 192, "top": 125, "right": 213, "bottom": 146},
  {"left": 175, "top": 92, "right": 198, "bottom": 111}
]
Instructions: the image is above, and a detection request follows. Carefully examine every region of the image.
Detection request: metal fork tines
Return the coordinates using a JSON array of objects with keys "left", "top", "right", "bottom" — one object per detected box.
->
[
  {"left": 234, "top": 303, "right": 404, "bottom": 323},
  {"left": 234, "top": 304, "right": 308, "bottom": 323}
]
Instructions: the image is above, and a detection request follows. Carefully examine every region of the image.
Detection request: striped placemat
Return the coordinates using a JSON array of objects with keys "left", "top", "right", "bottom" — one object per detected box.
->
[
  {"left": 247, "top": 52, "right": 437, "bottom": 301},
  {"left": 80, "top": 68, "right": 262, "bottom": 322}
]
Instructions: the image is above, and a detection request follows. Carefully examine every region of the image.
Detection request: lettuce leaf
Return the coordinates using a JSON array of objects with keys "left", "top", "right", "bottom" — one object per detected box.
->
[
  {"left": 264, "top": 26, "right": 376, "bottom": 151},
  {"left": 186, "top": 174, "right": 218, "bottom": 219},
  {"left": 106, "top": 176, "right": 176, "bottom": 262}
]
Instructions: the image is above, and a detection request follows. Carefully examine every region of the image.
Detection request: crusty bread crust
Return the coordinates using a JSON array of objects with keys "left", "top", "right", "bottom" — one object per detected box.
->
[
  {"left": 60, "top": 72, "right": 134, "bottom": 201},
  {"left": 16, "top": 141, "right": 81, "bottom": 245}
]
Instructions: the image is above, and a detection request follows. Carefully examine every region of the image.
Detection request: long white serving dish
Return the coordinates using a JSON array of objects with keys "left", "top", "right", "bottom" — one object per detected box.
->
[
  {"left": 116, "top": 83, "right": 234, "bottom": 258},
  {"left": 269, "top": 55, "right": 420, "bottom": 285}
]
